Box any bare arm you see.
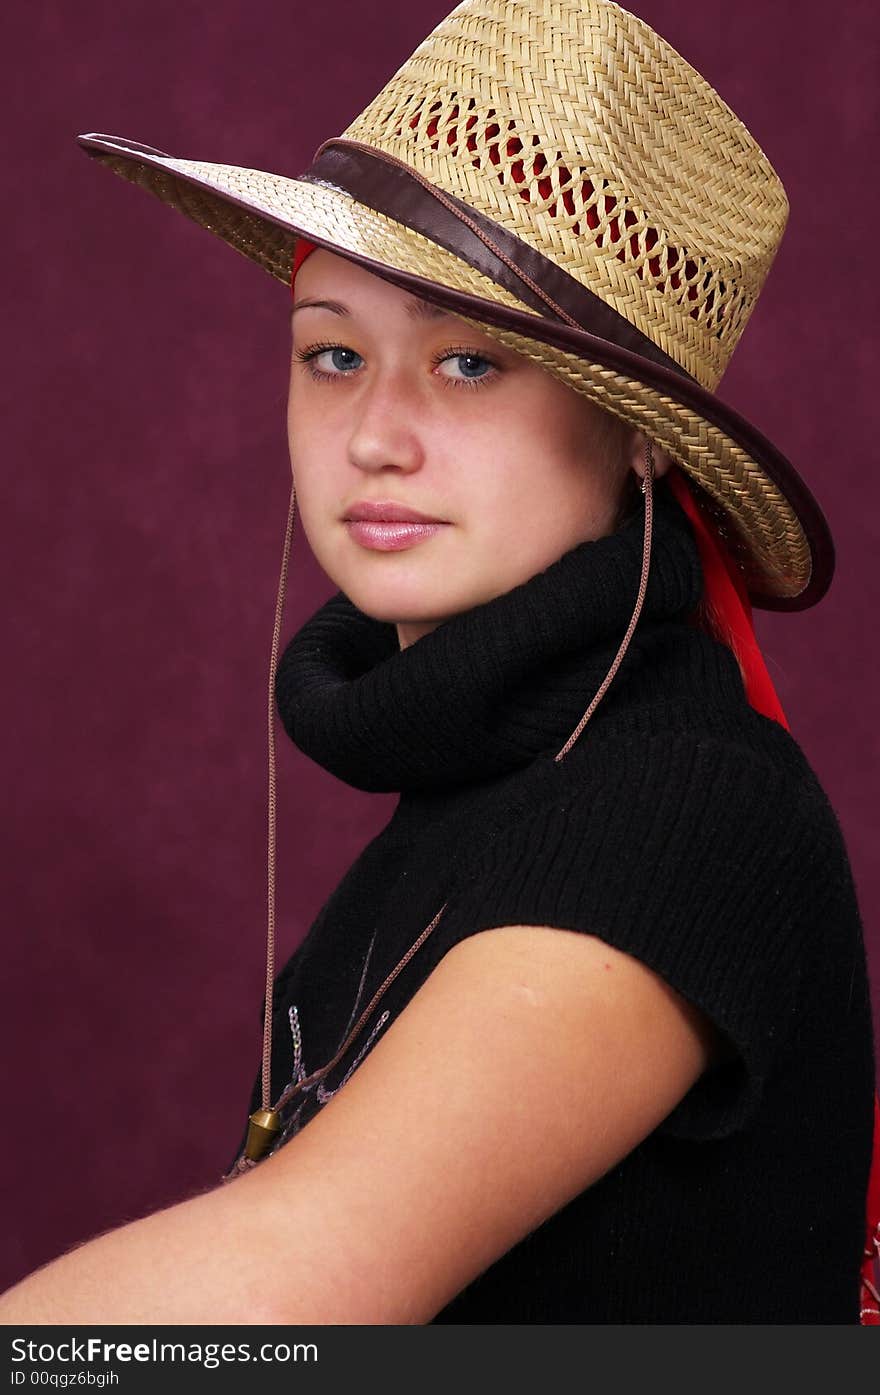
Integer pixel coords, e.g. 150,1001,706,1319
0,924,720,1324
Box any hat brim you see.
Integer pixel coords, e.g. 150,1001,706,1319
76,132,834,611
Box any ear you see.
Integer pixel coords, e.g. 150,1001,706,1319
628,430,673,482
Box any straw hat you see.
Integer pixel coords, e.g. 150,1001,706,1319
76,0,833,610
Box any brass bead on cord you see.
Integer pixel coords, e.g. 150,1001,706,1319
244,1108,283,1161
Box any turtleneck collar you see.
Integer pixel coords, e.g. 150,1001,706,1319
274,486,706,794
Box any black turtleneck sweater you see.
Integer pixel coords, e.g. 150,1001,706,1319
227,486,875,1323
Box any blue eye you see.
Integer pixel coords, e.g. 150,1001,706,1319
458,354,485,377
292,342,364,381
299,345,363,377
434,348,498,388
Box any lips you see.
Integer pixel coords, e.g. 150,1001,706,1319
343,500,448,523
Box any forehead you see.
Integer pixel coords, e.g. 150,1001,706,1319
292,246,455,323
292,293,451,323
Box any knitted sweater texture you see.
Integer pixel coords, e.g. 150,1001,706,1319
230,487,876,1323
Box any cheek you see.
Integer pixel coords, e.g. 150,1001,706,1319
287,372,317,435
287,386,341,484
286,408,335,523
460,440,617,569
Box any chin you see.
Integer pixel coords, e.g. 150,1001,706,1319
340,572,470,627
353,594,454,628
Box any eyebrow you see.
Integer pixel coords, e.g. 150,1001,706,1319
291,296,452,322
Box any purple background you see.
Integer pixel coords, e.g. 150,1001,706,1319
3,1,878,1290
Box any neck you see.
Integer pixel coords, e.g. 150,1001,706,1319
397,617,444,651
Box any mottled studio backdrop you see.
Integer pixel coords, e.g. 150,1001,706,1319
2,0,878,1290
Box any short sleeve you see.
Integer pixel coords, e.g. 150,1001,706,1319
417,733,838,1143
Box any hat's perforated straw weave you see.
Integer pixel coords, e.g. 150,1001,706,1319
228,446,656,1175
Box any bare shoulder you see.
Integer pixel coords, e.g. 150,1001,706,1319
239,924,721,1324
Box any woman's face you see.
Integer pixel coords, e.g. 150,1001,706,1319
287,250,660,649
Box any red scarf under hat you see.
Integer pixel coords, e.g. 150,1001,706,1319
290,236,880,1321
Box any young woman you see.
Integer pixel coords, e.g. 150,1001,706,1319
2,0,877,1324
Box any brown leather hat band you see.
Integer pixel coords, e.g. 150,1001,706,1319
301,138,696,385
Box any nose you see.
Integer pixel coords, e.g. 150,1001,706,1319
346,369,425,475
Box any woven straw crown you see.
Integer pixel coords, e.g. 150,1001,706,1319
341,0,789,394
